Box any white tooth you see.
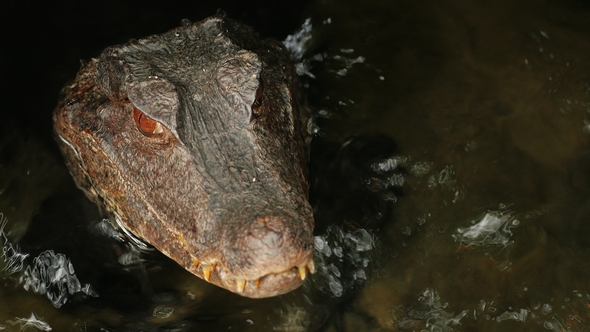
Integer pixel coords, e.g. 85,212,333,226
236,279,246,292
307,260,316,274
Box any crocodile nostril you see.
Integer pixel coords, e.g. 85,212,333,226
248,216,287,251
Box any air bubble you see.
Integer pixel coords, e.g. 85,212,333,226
333,246,343,258
328,276,343,297
153,305,174,319
327,263,341,277
353,269,366,280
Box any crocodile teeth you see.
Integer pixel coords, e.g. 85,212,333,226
236,279,246,292
202,264,215,281
196,259,315,288
298,265,307,280
298,260,316,280
307,260,316,274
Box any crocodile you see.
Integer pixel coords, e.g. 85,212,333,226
53,14,314,298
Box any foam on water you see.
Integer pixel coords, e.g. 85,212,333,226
395,289,469,331
0,214,27,276
453,210,519,247
2,313,52,331
283,18,322,79
313,224,376,297
0,213,97,308
283,18,313,62
393,288,590,330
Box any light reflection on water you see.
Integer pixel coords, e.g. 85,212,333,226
305,0,590,330
2,0,590,330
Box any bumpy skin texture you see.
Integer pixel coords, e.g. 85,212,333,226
53,15,314,298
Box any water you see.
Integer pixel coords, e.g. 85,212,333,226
2,0,590,330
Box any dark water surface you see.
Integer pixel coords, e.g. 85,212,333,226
2,0,590,331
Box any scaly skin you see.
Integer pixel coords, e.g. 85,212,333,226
53,14,314,298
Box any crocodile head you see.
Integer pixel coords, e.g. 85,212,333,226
53,15,314,298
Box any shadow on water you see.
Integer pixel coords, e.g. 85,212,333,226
3,0,590,331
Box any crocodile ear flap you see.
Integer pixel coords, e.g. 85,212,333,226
126,78,180,138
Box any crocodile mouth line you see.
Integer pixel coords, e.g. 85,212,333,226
192,258,315,293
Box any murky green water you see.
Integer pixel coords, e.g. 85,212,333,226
2,0,590,330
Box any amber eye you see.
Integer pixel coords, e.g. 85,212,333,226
133,107,164,136
251,83,264,118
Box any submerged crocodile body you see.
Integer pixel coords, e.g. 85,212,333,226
53,14,314,298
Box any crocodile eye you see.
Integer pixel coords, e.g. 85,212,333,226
133,107,164,136
251,82,264,118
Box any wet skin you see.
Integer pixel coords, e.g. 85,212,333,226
53,14,315,298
